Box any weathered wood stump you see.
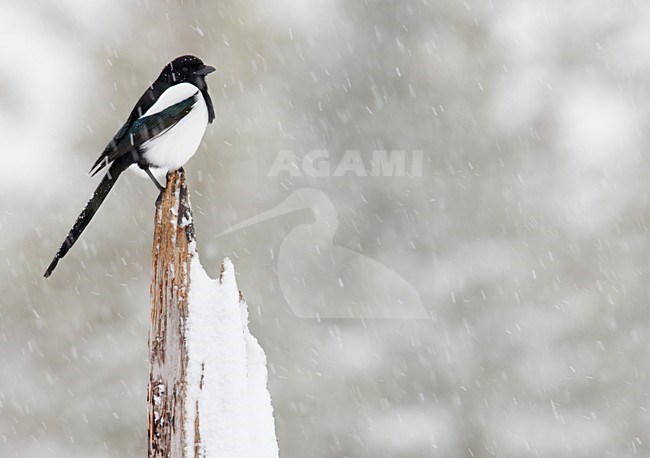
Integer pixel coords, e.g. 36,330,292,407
146,169,278,457
147,169,194,457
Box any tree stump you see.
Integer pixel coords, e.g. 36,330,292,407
146,169,278,457
147,169,194,457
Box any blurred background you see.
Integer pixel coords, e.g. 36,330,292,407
2,0,650,456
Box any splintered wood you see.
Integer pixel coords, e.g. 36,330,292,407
148,169,195,457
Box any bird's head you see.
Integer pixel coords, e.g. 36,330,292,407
159,55,216,123
162,55,215,88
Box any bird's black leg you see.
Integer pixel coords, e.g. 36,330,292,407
144,167,165,192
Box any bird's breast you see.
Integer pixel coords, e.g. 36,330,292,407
141,83,209,172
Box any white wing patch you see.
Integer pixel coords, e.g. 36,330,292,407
143,82,202,117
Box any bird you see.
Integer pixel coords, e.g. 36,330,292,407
43,55,215,278
217,188,429,319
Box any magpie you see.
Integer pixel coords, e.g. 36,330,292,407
44,55,215,278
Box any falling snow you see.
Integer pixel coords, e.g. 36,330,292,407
3,0,650,457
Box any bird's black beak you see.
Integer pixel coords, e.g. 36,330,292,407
194,65,216,76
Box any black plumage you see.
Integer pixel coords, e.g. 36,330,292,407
44,55,215,278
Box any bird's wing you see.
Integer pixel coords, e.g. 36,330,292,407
89,91,199,176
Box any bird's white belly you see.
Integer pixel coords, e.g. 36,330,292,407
141,90,209,172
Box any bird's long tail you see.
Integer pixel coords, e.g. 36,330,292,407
44,159,129,278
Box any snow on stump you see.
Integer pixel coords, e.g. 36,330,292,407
148,169,278,457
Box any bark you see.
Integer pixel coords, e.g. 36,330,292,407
147,169,195,457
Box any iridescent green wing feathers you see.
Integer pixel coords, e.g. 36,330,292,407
89,92,198,176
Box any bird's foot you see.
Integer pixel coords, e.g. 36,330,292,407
145,167,165,192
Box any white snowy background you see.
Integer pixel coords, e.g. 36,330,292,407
2,0,650,456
